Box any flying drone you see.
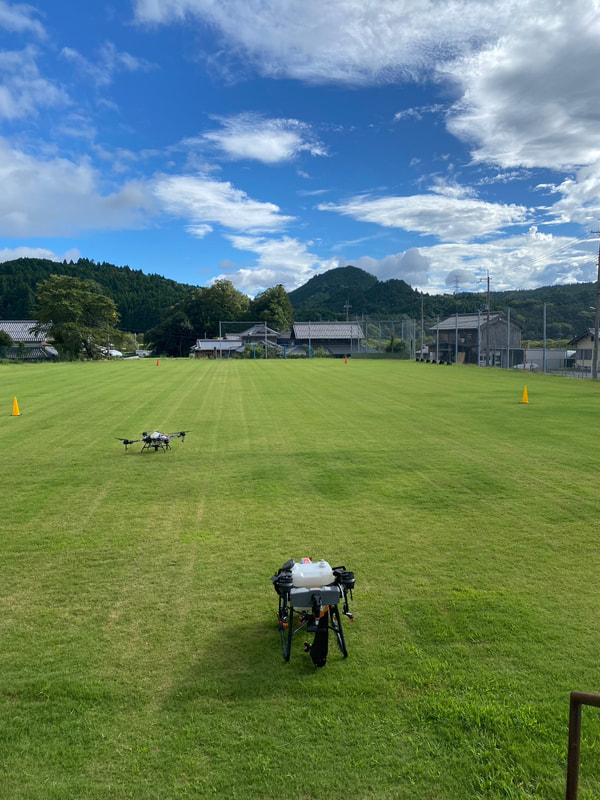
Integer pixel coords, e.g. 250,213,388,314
271,558,355,668
115,430,190,452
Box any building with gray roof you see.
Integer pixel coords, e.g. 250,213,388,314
429,313,522,366
291,322,364,356
0,320,58,360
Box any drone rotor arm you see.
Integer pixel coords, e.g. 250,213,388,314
165,430,190,441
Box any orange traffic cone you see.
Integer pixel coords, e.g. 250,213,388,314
11,396,21,416
345,356,348,364
521,386,529,404
156,359,160,366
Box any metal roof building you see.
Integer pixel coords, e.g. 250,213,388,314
0,320,58,360
291,322,365,356
429,313,521,366
292,322,364,339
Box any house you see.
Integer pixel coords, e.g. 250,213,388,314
191,338,244,359
290,322,365,356
191,320,366,358
238,324,280,347
429,313,522,366
568,330,597,370
0,320,58,361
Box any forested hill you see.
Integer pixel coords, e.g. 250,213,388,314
2,257,596,340
0,258,195,332
289,265,419,319
289,266,596,340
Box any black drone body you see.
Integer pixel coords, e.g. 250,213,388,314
116,430,190,452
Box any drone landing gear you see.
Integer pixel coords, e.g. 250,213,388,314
272,563,355,668
141,441,170,452
278,599,348,668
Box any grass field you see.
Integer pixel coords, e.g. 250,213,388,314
1,358,600,799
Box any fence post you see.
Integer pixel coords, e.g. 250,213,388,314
566,691,600,799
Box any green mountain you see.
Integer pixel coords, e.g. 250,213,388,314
0,258,195,332
289,265,596,340
289,266,417,319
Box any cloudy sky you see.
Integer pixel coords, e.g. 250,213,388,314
2,0,600,297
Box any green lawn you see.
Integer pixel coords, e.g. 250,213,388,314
1,358,599,799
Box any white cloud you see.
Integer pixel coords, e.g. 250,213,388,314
132,0,520,84
214,234,339,294
216,228,598,297
154,174,294,234
0,246,81,263
445,268,476,290
543,163,600,228
132,0,600,183
419,227,597,293
0,138,157,236
61,41,156,87
0,1,46,37
321,191,529,242
345,249,430,285
199,113,326,164
444,1,600,170
394,104,444,122
0,46,69,119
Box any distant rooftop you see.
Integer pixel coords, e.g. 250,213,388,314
292,322,364,340
430,313,505,331
0,320,50,342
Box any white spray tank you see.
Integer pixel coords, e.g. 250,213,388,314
291,558,334,588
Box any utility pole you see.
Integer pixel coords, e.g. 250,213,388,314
344,299,351,321
264,320,268,359
593,234,600,379
486,272,491,366
420,293,424,359
543,303,547,373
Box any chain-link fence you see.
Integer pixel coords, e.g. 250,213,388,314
215,308,580,370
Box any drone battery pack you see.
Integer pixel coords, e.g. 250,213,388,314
289,586,341,610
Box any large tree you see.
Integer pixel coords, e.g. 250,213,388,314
250,284,293,331
187,279,251,336
146,309,194,357
147,279,251,355
34,275,120,360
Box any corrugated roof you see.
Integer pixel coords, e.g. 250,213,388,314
0,320,49,342
192,339,243,351
292,322,364,340
430,313,504,331
6,344,58,360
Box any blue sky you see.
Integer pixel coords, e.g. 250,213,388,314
2,0,600,297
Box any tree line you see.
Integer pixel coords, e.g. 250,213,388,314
10,272,293,360
0,258,193,331
1,258,596,359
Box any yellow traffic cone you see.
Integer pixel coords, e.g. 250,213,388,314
11,396,21,416
521,386,529,404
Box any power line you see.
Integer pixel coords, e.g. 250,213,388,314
510,232,596,275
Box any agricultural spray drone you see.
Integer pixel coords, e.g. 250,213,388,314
271,558,355,667
115,430,190,452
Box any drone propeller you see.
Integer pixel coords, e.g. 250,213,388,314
166,430,191,440
115,437,143,449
